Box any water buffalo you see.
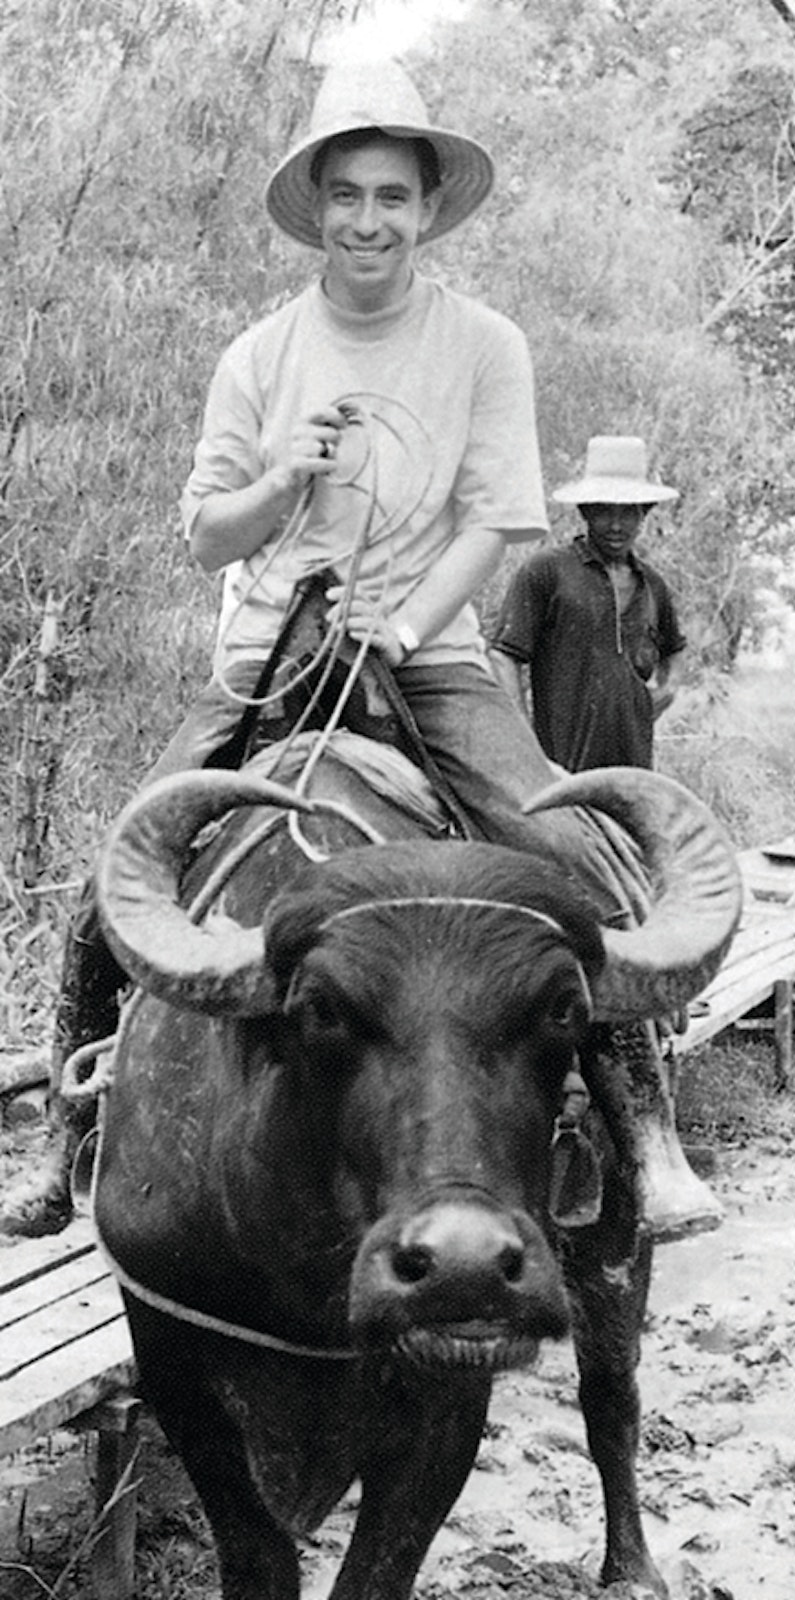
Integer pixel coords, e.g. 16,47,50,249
92,740,740,1600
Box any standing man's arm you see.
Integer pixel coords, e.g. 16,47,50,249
650,574,688,719
649,647,686,719
489,555,551,723
489,647,527,711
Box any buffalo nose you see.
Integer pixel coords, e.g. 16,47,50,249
351,1198,570,1342
392,1203,525,1290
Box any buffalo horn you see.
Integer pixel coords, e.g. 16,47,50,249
523,767,742,1021
97,770,314,1015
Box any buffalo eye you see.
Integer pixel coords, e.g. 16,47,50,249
300,991,346,1035
545,985,590,1041
498,975,590,1050
286,984,345,1035
537,972,591,1049
282,973,363,1066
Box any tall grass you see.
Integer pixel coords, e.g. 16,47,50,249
657,660,795,847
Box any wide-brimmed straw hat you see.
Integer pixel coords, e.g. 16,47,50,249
553,436,678,506
265,58,494,248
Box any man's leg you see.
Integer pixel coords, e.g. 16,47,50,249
145,663,266,784
0,882,125,1235
397,659,723,1241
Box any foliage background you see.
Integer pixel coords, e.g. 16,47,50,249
3,0,795,1038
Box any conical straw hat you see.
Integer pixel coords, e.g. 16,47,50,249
266,58,494,248
553,437,678,506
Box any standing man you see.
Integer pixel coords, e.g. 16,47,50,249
491,436,685,772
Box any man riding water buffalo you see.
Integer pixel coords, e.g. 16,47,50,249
1,57,729,1241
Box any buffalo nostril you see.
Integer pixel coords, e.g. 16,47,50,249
499,1244,525,1284
392,1244,433,1284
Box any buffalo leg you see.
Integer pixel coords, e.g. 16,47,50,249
127,1305,302,1600
177,1415,301,1600
331,1368,491,1600
563,1216,666,1596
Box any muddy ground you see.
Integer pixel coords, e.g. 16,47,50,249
0,1124,793,1600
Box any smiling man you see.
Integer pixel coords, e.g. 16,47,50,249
162,54,553,789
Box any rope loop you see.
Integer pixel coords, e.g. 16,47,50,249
61,1036,117,1104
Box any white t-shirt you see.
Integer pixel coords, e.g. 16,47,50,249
180,273,548,676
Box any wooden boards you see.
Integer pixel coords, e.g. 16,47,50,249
0,1220,133,1458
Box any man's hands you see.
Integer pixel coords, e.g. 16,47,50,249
648,654,684,720
648,680,676,719
326,586,412,668
272,407,347,496
190,405,349,572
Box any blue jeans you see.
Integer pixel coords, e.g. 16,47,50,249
146,662,266,785
399,661,644,923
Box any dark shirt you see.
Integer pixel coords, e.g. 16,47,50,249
491,536,686,771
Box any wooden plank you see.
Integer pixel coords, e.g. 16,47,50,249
676,994,774,1054
0,1275,126,1378
694,943,795,1008
0,1322,135,1456
729,914,795,945
0,1218,96,1292
740,845,795,904
773,978,793,1089
727,908,795,939
745,880,795,906
702,938,795,993
91,1398,143,1600
671,879,795,1055
735,899,795,928
0,1252,114,1331
686,960,789,1022
674,955,795,1056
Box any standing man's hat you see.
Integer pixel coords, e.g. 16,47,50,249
553,437,679,506
265,57,494,248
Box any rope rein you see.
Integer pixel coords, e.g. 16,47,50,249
322,897,593,1011
94,1223,359,1360
323,897,566,933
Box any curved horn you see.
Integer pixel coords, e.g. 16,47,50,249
97,770,314,1015
523,767,742,1021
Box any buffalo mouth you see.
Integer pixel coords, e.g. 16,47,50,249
390,1323,542,1372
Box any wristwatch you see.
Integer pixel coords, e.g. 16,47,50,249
394,619,421,662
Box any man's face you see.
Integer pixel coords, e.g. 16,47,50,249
581,503,648,564
312,136,440,313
